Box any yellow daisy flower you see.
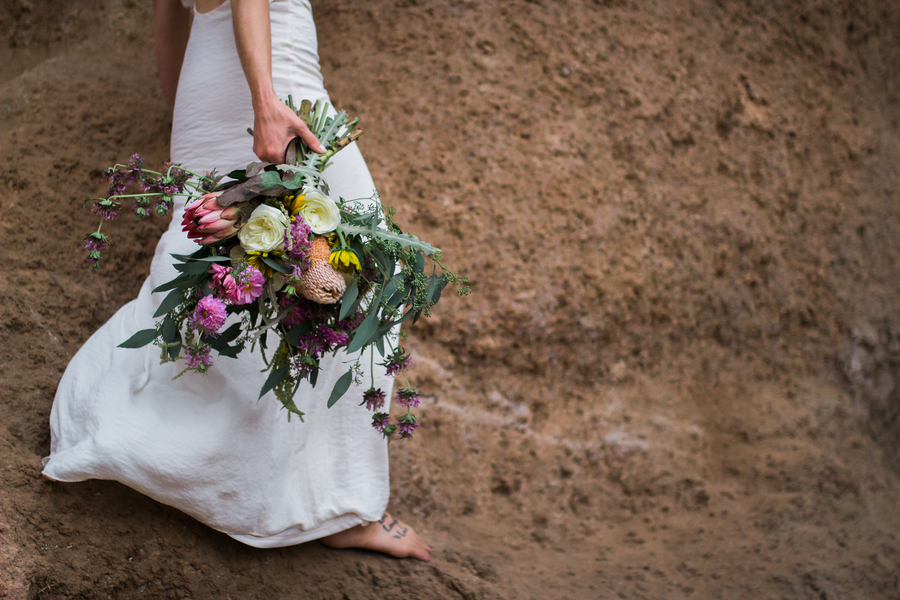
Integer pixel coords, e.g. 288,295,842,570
288,194,307,215
329,249,361,272
247,251,279,278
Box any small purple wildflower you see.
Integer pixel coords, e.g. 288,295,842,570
372,412,393,436
190,295,228,337
318,326,349,348
83,233,108,252
126,153,144,181
284,216,313,264
279,295,314,327
335,310,365,332
384,348,412,377
395,387,420,409
397,413,419,438
185,345,213,370
92,199,118,221
83,232,109,270
362,388,386,411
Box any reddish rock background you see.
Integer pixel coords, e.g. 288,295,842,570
2,0,900,598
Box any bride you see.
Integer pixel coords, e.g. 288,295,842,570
42,0,431,561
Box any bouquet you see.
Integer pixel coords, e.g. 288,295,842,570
83,98,468,438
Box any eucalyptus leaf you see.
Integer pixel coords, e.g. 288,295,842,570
161,316,179,344
153,289,184,318
170,255,231,263
284,321,315,346
339,280,359,321
387,287,407,310
258,366,289,399
326,370,353,408
218,322,242,344
259,255,290,274
174,260,215,275
424,277,438,304
345,313,378,355
170,249,209,262
118,328,157,349
217,341,244,358
153,273,193,293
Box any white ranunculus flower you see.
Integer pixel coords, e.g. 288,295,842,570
238,204,289,253
296,186,341,234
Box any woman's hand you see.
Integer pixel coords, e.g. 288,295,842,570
232,0,325,163
252,92,325,163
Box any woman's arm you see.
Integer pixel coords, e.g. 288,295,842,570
232,0,325,162
153,0,192,112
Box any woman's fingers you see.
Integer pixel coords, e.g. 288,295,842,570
252,98,326,163
291,118,326,154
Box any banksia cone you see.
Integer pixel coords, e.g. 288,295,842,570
182,192,245,245
297,237,346,304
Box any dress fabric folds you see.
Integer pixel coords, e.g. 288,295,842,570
41,0,393,548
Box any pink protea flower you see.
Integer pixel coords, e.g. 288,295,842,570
182,191,244,245
190,295,227,337
223,265,265,305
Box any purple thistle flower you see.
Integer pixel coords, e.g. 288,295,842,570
395,387,420,409
384,348,413,377
190,295,227,337
185,345,213,370
362,388,386,411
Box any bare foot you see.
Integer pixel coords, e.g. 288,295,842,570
320,513,432,561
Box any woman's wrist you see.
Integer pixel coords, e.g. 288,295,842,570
251,86,280,111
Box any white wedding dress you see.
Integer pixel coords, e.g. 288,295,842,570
42,0,394,548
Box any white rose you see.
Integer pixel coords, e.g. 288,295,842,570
296,186,341,234
238,204,289,253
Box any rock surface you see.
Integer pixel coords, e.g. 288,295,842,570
2,0,900,598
